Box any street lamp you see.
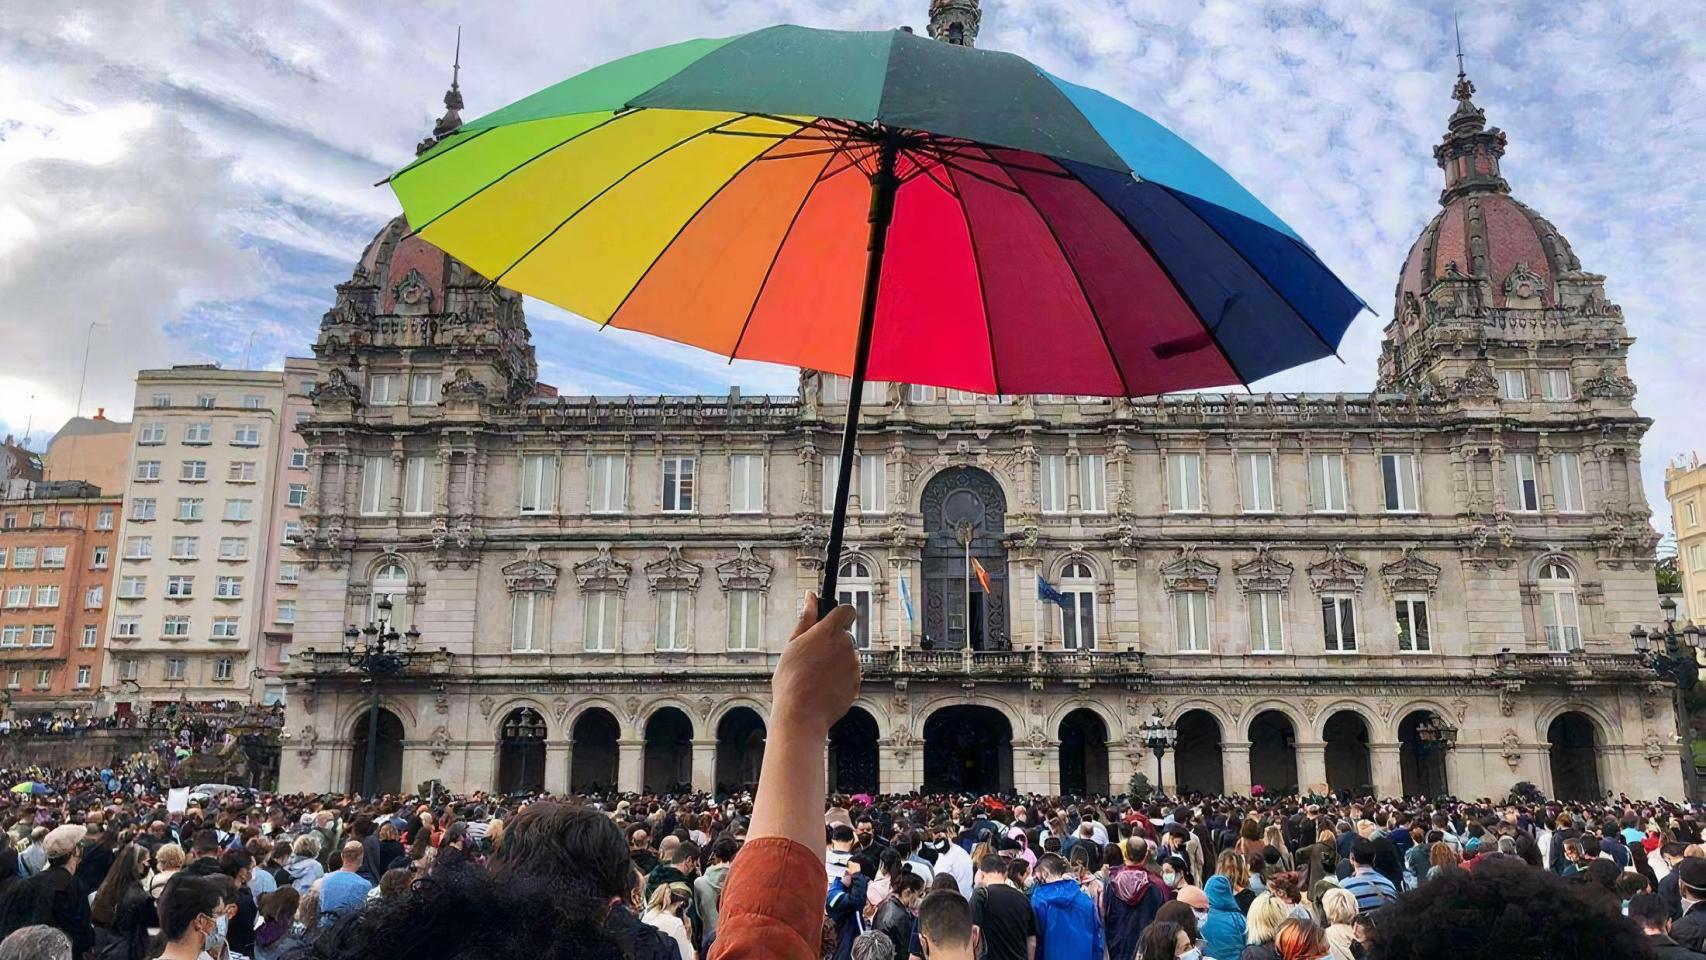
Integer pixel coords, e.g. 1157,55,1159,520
1141,708,1178,798
1631,598,1701,798
343,596,424,798
1413,713,1459,754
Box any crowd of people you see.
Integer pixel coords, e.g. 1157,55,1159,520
0,597,1690,959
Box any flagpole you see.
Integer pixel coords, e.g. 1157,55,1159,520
964,532,972,651
1032,566,1043,672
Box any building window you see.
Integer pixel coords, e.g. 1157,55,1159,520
215,576,242,599
821,375,849,405
118,577,146,599
2,586,26,608
228,461,257,483
277,562,299,584
1552,452,1585,513
945,388,979,404
1239,452,1275,513
1080,455,1107,513
368,373,401,405
166,575,194,598
588,454,626,514
136,460,161,481
908,384,937,403
75,666,91,688
859,454,886,513
1691,544,1706,573
0,627,18,647
662,457,695,513
115,617,140,638
138,422,166,445
510,593,547,652
1538,561,1582,651
29,511,42,528
274,600,295,625
29,625,54,647
212,617,239,639
1395,594,1431,652
165,658,186,681
118,659,138,681
177,498,204,521
242,394,265,409
210,657,232,682
1249,590,1284,653
410,372,441,405
124,537,152,560
583,593,619,652
34,669,51,689
729,454,764,513
1500,369,1528,400
196,394,216,408
91,546,109,569
1060,560,1097,651
518,454,557,514
290,448,309,469
360,456,391,516
84,585,103,608
80,626,97,649
34,586,59,608
96,507,113,530
1507,454,1540,512
837,558,873,649
1169,453,1203,512
281,521,301,545
1321,594,1358,653
1381,452,1419,512
1686,501,1698,528
1173,591,1210,652
4,670,16,689
1040,455,1068,513
232,424,260,446
224,499,254,522
218,537,246,560
56,510,71,527
174,460,201,482
184,422,212,445
131,499,156,521
402,456,433,516
821,454,841,515
656,590,691,651
11,547,34,569
1541,369,1572,400
370,563,408,624
728,589,763,652
170,536,199,560
41,546,65,568
151,393,171,407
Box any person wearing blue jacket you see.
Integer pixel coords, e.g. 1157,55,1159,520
1201,874,1248,960
1030,853,1102,960
826,859,870,960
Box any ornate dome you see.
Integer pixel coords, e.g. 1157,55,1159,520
352,215,520,317
1393,69,1582,314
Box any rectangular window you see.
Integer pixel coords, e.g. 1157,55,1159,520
80,626,97,649
138,422,166,445
212,617,240,639
1500,369,1528,400
1303,453,1344,514
177,498,204,521
85,585,103,608
281,521,300,544
166,575,194,598
29,625,54,647
1239,452,1275,512
5,670,16,689
218,537,246,560
907,384,938,403
860,380,886,404
96,507,113,530
34,585,59,608
170,536,199,560
0,627,18,647
232,424,260,446
290,447,309,469
115,616,140,638
227,461,256,483
1249,591,1284,653
29,512,42,527
214,658,233,681
588,454,626,514
838,585,872,649
510,593,545,652
821,454,841,515
945,389,979,404
1079,455,1107,513
859,454,886,513
274,600,295,624
1381,452,1419,512
184,422,211,444
410,372,440,405
360,456,390,515
1508,453,1540,512
56,511,71,527
136,460,161,481
75,666,91,689
277,562,299,584
124,536,152,559
91,546,109,569
224,499,252,522
1173,591,1210,652
118,659,138,681
369,374,401,404
3,586,26,607
583,593,619,652
518,454,558,514
1169,453,1203,512
118,577,146,599
151,393,172,407
131,498,156,521
1040,455,1069,513
1062,590,1097,651
1552,452,1584,513
656,590,691,651
1395,595,1431,652
1686,501,1698,528
165,658,186,681
196,394,216,408
1541,369,1572,400
34,669,50,689
11,547,35,569
662,457,696,512
0,547,6,567
215,576,242,599
728,589,763,651
402,456,433,515
729,454,765,513
1322,595,1358,652
41,546,65,568
242,394,265,409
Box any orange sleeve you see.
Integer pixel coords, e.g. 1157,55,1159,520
708,837,824,960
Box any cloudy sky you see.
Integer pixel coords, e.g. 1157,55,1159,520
1,0,1701,529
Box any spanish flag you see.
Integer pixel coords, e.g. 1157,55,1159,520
971,557,992,594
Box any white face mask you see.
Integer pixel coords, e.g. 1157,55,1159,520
1179,949,1202,960
1193,908,1209,926
1161,871,1178,887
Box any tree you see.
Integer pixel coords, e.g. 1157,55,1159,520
1128,770,1154,802
1657,556,1682,594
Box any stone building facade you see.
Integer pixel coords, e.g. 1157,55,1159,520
1667,457,1706,619
280,41,1679,802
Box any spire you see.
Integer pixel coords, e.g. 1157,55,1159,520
927,0,981,47
1431,16,1508,203
416,27,466,156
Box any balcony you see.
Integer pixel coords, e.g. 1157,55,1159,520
858,647,1145,679
1495,649,1650,681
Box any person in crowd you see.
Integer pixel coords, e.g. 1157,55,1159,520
1337,841,1397,915
1672,858,1706,952
1200,872,1247,960
1031,852,1102,960
1241,892,1291,960
89,843,153,960
0,823,93,958
1135,919,1191,960
851,929,896,960
871,870,924,959
283,833,324,893
971,853,1037,960
1272,917,1331,960
73,824,115,897
1104,837,1166,960
253,887,299,960
317,840,376,928
642,879,696,960
1630,892,1706,960
915,889,978,960
694,835,737,952
0,925,72,960
216,848,259,957
152,875,228,960
1319,887,1360,960
1217,849,1256,914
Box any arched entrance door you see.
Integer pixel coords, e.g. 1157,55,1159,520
1323,711,1372,796
924,705,1013,793
1548,712,1602,800
1175,710,1224,795
1248,711,1297,796
348,707,404,796
570,709,620,794
1398,711,1450,798
715,708,766,795
644,708,694,792
921,467,1008,650
1059,709,1109,796
829,708,879,795
497,708,547,795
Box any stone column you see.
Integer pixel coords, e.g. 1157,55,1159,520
545,741,570,795
1224,741,1253,795
1296,741,1328,794
692,739,717,793
617,739,644,793
1370,744,1403,798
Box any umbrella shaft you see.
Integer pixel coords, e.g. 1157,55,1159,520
818,134,901,620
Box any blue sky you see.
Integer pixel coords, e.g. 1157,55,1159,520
1,0,1702,531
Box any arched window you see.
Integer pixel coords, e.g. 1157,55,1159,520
1538,561,1582,651
838,558,873,649
1059,560,1096,651
370,562,409,626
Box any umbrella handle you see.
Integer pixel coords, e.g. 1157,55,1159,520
818,133,902,621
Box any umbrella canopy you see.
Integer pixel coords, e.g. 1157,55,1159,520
387,24,1366,606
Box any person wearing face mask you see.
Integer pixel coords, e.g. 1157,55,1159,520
1174,884,1211,937
970,854,1036,960
153,875,228,960
931,825,975,898
1670,858,1706,952
1103,838,1165,960
1135,920,1197,960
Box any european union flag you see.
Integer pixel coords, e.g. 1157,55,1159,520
1037,575,1070,609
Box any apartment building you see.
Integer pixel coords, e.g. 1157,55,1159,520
253,358,314,704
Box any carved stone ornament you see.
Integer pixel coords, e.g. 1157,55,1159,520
428,726,452,766
1580,361,1637,400
1498,682,1522,717
624,696,642,719
1375,697,1396,723
392,267,436,314
715,544,773,593
1125,696,1142,717
697,695,716,719
1502,262,1547,304
1645,731,1668,771
1501,730,1523,771
1449,360,1498,399
442,367,489,401
1642,683,1664,721
1160,545,1220,594
1301,698,1321,723
502,545,560,595
296,724,319,761
434,684,450,715
478,696,495,720
1380,547,1443,597
1307,544,1367,594
308,367,361,405
645,546,703,594
1450,698,1470,724
553,697,572,724
573,544,631,592
1223,698,1244,722
1233,545,1294,594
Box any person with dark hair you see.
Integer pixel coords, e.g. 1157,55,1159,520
90,843,153,960
916,890,978,960
254,887,300,960
694,836,739,953
1104,837,1165,960
1032,852,1102,960
73,824,115,898
1366,857,1649,960
871,870,924,959
0,824,94,959
1630,892,1706,960
217,847,260,956
971,854,1036,960
154,874,228,960
1673,858,1706,952
1134,919,1189,960
180,829,223,878
1337,840,1396,915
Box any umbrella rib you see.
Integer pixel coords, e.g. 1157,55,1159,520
488,123,738,287
727,149,843,362
606,127,832,332
937,157,1027,196
378,126,494,185
1003,168,1133,398
944,164,1001,393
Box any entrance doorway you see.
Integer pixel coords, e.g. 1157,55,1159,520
1548,712,1602,801
923,705,1013,793
347,707,404,796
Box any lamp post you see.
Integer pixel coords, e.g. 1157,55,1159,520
1631,596,1701,799
1141,708,1178,798
1412,712,1458,798
343,597,422,798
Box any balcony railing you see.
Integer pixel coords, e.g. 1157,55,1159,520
858,647,1145,678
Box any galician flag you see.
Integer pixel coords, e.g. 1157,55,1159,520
898,576,915,623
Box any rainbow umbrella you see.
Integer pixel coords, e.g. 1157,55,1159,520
388,25,1365,608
